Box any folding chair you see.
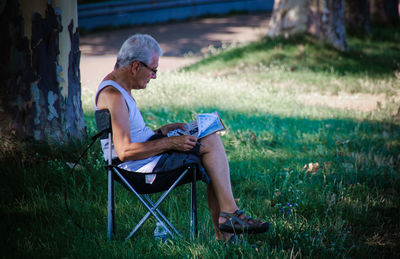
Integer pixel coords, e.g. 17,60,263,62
94,109,208,241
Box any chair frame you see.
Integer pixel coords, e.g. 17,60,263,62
99,113,199,241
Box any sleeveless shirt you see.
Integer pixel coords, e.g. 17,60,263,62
94,80,161,172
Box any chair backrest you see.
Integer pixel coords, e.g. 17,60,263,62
95,109,112,140
95,109,118,164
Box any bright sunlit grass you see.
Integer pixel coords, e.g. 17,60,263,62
2,25,400,258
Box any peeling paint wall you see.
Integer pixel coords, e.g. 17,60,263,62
0,0,86,143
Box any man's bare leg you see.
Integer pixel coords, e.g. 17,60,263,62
200,133,238,212
206,184,221,239
200,133,239,239
206,184,235,240
200,133,268,238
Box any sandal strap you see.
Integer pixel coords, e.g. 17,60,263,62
219,211,233,218
233,210,244,217
219,210,269,234
220,210,255,227
234,210,254,222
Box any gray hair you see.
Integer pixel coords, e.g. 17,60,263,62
115,34,162,69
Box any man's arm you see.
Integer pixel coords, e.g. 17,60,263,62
96,86,197,162
156,123,187,135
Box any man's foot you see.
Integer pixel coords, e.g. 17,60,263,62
218,210,269,234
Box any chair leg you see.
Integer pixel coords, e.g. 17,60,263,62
107,168,115,240
190,166,198,239
114,167,189,241
124,194,182,240
143,195,181,237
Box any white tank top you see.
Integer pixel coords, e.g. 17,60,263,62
94,80,161,172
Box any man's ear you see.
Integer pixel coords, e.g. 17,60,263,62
130,61,140,75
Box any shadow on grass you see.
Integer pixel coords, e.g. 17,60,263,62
1,107,400,257
185,25,400,78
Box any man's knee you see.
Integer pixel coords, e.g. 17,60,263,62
199,133,222,154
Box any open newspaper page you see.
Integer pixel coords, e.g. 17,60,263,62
167,111,225,139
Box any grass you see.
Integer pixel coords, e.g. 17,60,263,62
186,26,400,95
1,25,400,258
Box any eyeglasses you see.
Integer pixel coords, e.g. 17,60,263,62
139,61,158,75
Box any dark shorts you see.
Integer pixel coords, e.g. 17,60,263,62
115,133,210,194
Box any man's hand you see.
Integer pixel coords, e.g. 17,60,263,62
168,135,197,151
160,123,186,135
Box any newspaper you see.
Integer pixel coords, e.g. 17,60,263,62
167,111,226,139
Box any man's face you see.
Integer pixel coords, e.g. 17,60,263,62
135,53,159,89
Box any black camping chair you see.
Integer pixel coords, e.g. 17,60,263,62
94,109,208,241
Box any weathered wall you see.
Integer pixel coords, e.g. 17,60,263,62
0,0,85,143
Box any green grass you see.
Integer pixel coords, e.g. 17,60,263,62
2,25,400,258
186,26,400,95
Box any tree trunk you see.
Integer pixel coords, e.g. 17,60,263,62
0,0,86,145
268,0,348,51
319,0,348,50
267,0,310,38
345,0,372,32
370,0,399,24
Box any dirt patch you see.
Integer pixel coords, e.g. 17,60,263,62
80,13,271,91
80,14,270,57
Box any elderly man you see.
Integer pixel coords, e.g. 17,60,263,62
95,34,268,241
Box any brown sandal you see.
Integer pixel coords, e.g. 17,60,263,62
218,210,269,234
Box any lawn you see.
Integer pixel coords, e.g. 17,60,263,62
1,26,400,258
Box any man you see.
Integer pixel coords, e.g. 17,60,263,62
95,34,268,241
